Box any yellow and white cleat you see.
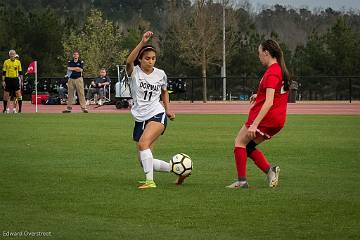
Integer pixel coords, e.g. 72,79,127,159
138,180,157,189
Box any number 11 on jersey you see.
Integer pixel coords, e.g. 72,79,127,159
143,90,153,101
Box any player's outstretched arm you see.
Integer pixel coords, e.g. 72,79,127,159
161,89,175,121
126,31,153,76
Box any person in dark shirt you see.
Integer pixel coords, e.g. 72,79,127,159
62,50,88,113
86,68,111,106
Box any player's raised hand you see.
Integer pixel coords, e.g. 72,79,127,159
142,31,153,44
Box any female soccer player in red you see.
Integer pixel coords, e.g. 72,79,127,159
227,39,291,189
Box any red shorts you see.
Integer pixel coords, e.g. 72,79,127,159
245,124,283,140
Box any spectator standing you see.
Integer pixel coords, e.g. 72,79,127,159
62,50,88,113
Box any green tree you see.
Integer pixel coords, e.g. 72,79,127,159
325,17,360,75
227,6,265,78
62,9,128,77
24,9,65,75
172,0,223,102
294,31,331,76
0,5,64,76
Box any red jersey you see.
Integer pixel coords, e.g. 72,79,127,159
246,63,288,129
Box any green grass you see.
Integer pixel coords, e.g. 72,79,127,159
0,113,359,240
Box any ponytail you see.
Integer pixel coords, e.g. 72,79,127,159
278,53,291,91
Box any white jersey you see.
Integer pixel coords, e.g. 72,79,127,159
130,65,167,122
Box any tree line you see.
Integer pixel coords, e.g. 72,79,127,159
1,0,360,100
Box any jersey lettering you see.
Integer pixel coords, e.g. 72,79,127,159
139,81,161,92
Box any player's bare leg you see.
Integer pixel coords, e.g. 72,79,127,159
3,91,10,113
15,90,22,113
137,121,164,189
175,174,189,185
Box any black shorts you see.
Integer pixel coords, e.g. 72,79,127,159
133,112,168,142
4,77,20,92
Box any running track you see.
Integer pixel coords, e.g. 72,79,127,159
19,101,360,115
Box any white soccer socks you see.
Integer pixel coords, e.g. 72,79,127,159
139,149,154,181
139,149,171,182
153,159,170,172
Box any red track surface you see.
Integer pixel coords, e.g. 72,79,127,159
18,101,360,115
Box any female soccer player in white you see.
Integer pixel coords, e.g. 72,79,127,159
126,31,186,189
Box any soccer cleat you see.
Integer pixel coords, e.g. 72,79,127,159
82,109,89,113
62,109,71,113
175,174,189,185
138,180,157,189
267,166,280,188
13,108,17,114
226,180,249,189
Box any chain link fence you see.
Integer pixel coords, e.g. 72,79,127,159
2,75,359,103
167,76,360,102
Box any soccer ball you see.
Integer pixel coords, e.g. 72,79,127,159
170,153,192,176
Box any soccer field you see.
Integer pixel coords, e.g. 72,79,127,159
0,113,359,240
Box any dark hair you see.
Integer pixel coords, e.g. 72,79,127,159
139,45,156,57
73,50,79,54
261,39,291,91
134,45,156,66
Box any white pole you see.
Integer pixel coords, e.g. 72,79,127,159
117,65,122,97
35,61,38,113
116,65,120,82
222,0,227,101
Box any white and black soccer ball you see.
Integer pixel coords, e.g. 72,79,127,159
170,153,192,176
